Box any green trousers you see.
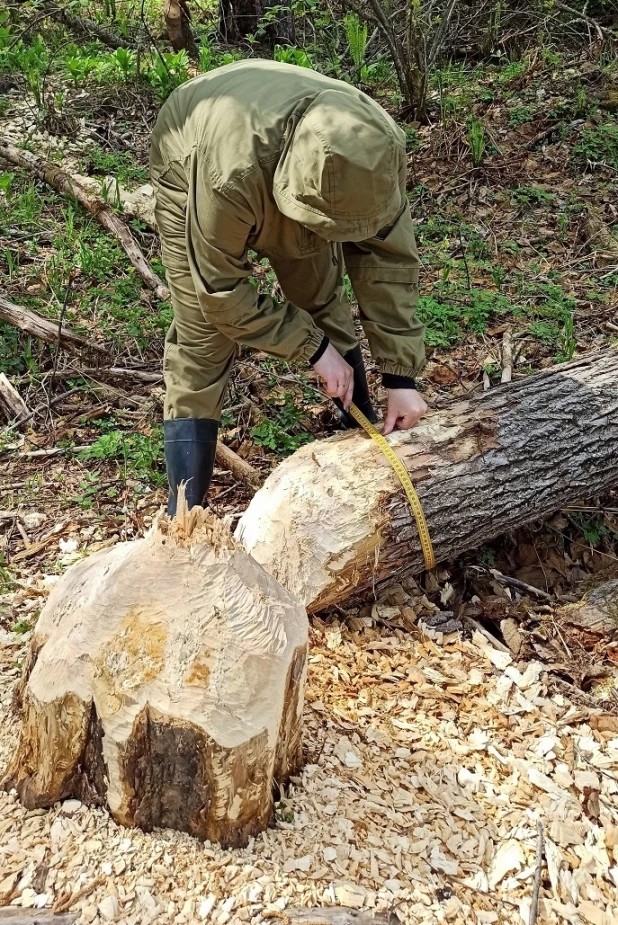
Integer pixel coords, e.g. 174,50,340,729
154,170,358,421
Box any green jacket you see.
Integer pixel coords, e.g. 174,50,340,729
150,59,425,379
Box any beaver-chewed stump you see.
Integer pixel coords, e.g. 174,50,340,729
3,495,308,847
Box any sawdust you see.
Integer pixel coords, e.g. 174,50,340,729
1,601,618,924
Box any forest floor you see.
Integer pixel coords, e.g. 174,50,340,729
0,22,618,925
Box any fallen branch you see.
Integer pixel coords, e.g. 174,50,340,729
215,442,261,488
55,8,131,48
0,139,169,303
42,366,163,384
0,373,29,421
0,295,108,357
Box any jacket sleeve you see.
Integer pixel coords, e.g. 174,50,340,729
343,201,425,380
185,154,324,364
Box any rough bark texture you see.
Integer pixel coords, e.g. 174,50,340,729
237,350,618,612
4,497,308,847
0,140,169,303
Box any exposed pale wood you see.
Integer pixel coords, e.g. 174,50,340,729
0,373,29,420
163,0,199,57
284,911,398,924
4,490,308,847
501,329,513,383
0,140,169,302
0,295,107,357
0,911,77,924
215,441,261,488
72,176,156,228
237,350,618,612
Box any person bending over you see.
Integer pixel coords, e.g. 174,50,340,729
150,59,427,514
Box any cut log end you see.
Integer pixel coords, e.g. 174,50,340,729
4,489,308,847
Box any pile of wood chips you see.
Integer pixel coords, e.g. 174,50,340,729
1,601,618,925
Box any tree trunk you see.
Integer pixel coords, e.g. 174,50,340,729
218,0,264,43
4,495,308,847
164,0,199,59
236,350,618,612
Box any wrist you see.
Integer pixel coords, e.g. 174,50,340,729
382,372,416,390
309,334,330,366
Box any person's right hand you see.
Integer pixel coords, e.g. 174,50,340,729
313,343,354,409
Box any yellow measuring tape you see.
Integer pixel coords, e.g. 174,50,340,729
348,402,436,571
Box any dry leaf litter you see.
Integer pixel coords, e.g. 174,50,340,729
2,583,618,925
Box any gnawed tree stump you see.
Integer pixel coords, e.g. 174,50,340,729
3,496,308,847
236,350,618,612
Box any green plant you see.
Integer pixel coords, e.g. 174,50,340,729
467,116,486,167
557,311,576,363
344,12,368,70
511,186,556,208
273,45,313,68
108,47,137,81
508,104,536,127
79,428,165,484
148,49,190,100
251,397,313,456
574,122,618,169
417,286,511,347
11,619,34,635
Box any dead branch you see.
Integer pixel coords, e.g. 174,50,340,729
0,139,170,303
54,8,132,48
215,442,261,488
553,0,606,40
0,294,108,357
0,373,29,421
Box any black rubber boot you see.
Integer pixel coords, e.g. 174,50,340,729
164,418,218,516
334,345,379,428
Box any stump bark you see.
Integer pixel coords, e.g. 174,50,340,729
3,497,308,847
236,349,618,612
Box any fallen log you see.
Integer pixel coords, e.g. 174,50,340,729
0,140,169,303
4,494,308,846
236,349,618,612
0,295,108,357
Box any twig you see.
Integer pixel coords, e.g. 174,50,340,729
50,275,75,389
529,821,544,925
553,0,606,39
489,568,553,601
501,329,513,384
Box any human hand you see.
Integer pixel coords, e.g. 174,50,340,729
313,343,354,409
383,389,428,435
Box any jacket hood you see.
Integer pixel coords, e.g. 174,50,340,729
273,89,405,242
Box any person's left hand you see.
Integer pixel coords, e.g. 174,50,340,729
383,389,428,435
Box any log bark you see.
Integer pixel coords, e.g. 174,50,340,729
236,350,618,612
0,140,169,303
0,295,108,357
4,494,308,847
